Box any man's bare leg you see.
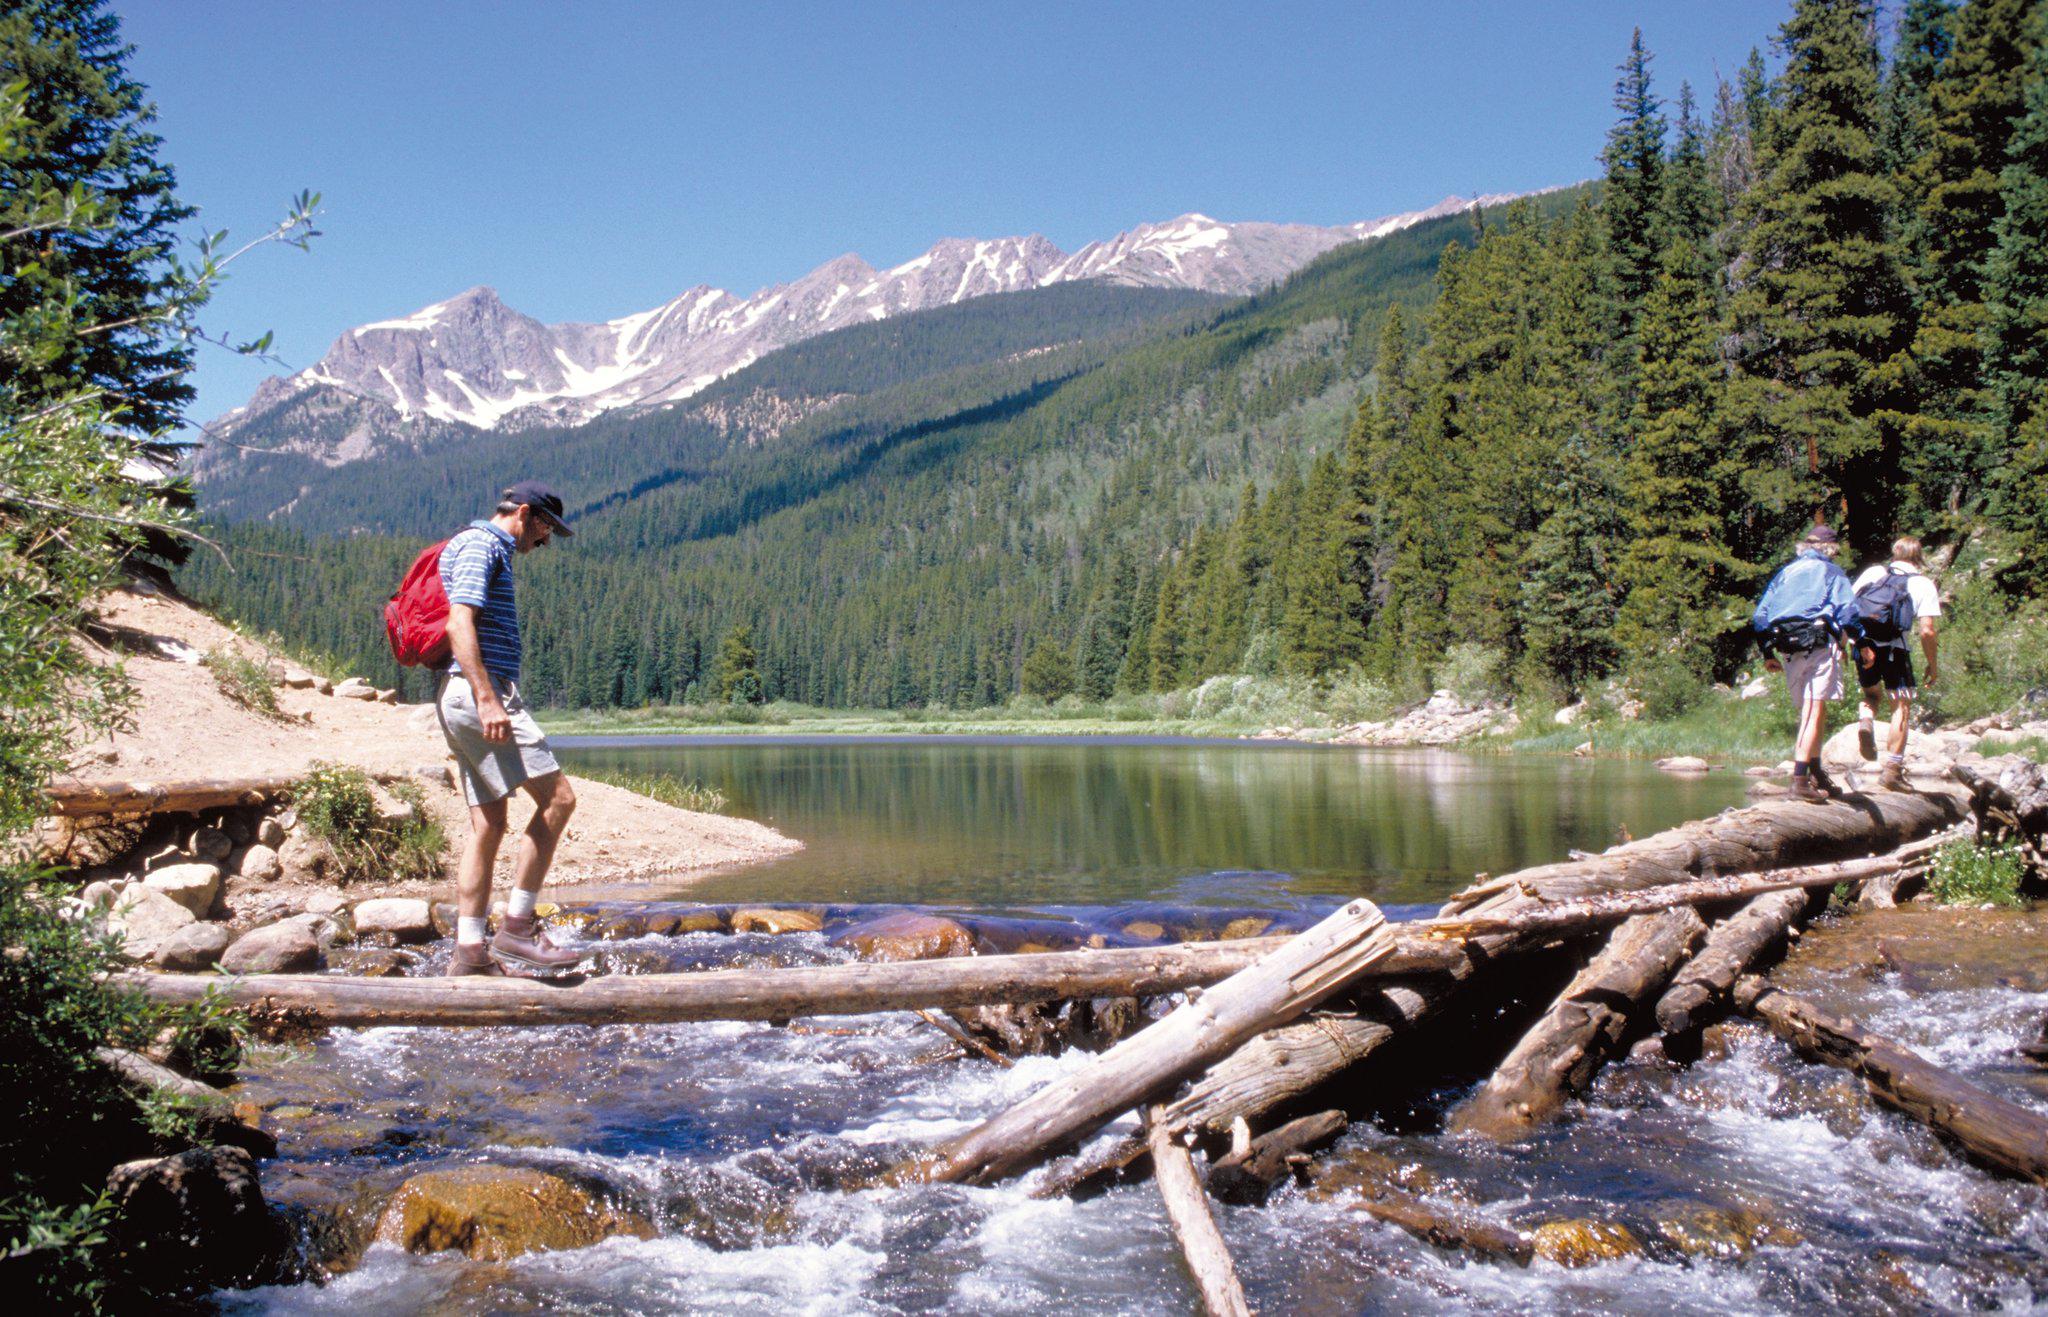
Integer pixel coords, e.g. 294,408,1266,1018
1796,696,1827,762
491,771,581,972
1887,692,1912,757
448,797,509,975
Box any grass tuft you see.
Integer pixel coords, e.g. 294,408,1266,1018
294,763,444,884
576,766,728,814
202,645,283,720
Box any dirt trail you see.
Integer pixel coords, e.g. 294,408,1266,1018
70,584,800,900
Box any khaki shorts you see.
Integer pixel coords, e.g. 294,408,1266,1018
1781,645,1843,702
435,672,560,807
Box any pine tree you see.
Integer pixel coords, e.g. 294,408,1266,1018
1146,557,1187,690
1019,638,1076,701
1602,29,1668,351
0,0,196,432
712,623,763,704
1661,82,1718,251
1904,0,2035,521
1984,6,2048,581
1725,0,1914,560
1613,240,1747,663
1520,436,1622,695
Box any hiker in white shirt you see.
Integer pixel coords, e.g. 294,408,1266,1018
1850,536,1942,791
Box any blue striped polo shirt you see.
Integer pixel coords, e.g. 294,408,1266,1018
439,521,523,685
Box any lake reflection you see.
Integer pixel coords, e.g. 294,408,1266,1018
554,735,1747,912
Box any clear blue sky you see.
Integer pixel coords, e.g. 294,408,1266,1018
116,0,1796,425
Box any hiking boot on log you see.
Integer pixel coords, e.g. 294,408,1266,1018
1789,775,1830,804
1877,761,1908,792
492,915,583,974
445,943,502,977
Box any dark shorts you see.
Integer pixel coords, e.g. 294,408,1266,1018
1856,643,1916,697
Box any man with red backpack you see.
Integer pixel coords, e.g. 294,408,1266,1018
1850,535,1942,792
431,481,584,976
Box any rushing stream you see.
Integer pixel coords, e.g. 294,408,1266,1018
215,740,2047,1313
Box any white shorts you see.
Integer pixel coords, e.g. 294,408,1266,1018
435,672,561,806
1781,646,1843,702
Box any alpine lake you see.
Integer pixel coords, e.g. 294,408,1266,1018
223,736,2048,1314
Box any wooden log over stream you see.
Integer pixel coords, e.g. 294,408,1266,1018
45,773,301,819
1441,789,1966,912
1653,888,1812,1037
1147,1107,1253,1317
1735,977,2048,1187
912,899,1398,1186
123,930,1460,1029
1449,907,1706,1141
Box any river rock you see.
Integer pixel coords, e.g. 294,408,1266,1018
221,815,253,846
333,676,378,701
302,891,349,916
157,923,234,972
829,911,974,961
352,897,436,944
187,826,233,863
143,863,222,917
331,947,413,977
281,668,316,689
220,921,323,974
1739,676,1773,699
1553,702,1585,726
1529,1218,1644,1267
731,907,824,935
80,879,118,911
256,816,287,850
1655,756,1712,774
230,843,282,883
1652,1204,1802,1259
278,833,334,884
106,1146,287,1291
373,1165,653,1260
109,887,197,961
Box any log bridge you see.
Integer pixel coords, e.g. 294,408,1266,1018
117,779,2048,1308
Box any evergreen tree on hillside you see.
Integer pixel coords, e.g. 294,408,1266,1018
1282,450,1365,673
1602,29,1668,354
1725,0,1914,560
1984,7,2048,582
1019,638,1076,701
1661,82,1718,251
712,623,763,704
1903,0,2035,521
1881,0,1956,240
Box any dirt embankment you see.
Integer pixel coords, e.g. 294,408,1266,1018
66,585,800,903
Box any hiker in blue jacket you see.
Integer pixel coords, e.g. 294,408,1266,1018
1751,525,1863,802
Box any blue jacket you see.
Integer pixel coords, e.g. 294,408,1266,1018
1752,549,1862,646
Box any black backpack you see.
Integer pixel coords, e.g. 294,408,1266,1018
1855,567,1915,644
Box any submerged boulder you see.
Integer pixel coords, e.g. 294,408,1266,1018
106,1146,288,1292
829,911,974,961
1528,1218,1643,1267
372,1165,652,1260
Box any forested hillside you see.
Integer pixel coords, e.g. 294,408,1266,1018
182,190,1555,705
184,0,2048,722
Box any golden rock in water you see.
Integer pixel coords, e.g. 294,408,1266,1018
373,1165,653,1261
731,906,825,934
1529,1218,1643,1267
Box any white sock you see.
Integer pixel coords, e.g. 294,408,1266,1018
457,916,489,946
1884,752,1906,766
508,888,538,919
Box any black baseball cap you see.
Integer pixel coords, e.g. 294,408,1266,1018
1802,524,1838,545
503,480,573,537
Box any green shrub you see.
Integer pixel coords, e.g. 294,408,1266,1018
1434,643,1508,703
295,763,444,884
1624,648,1712,721
0,1193,113,1308
573,766,728,815
1925,840,2028,909
202,646,282,720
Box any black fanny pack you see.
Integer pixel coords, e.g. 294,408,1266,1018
1765,616,1832,656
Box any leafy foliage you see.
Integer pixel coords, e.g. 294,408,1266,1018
293,763,442,884
1926,838,2027,908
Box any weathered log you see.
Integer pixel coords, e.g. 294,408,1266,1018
1205,1109,1347,1205
917,1009,1014,1068
1147,1107,1252,1317
1449,907,1706,1141
1736,977,2048,1186
1441,790,1966,911
1423,841,1946,941
1653,889,1812,1036
1951,754,2048,872
123,928,1457,1029
913,899,1396,1186
44,774,299,819
1352,1193,1534,1266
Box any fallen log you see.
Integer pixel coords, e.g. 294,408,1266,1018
1205,1109,1346,1206
1441,790,1966,911
44,773,300,819
1449,907,1706,1141
1147,1107,1252,1317
1314,1153,1533,1265
1653,888,1813,1037
912,899,1397,1186
1735,977,2048,1187
123,930,1461,1029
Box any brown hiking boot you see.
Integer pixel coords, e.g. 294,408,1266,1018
1857,720,1877,761
1788,775,1829,803
1877,762,1908,792
445,943,503,977
491,914,583,974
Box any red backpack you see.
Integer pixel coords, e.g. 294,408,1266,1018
384,539,452,667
